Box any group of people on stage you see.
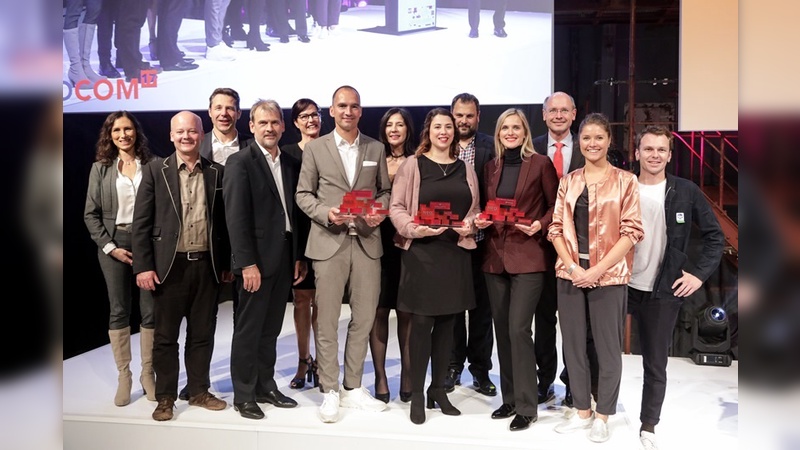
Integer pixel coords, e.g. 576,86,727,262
84,84,724,449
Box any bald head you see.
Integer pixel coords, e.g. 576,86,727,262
170,111,204,159
542,91,577,141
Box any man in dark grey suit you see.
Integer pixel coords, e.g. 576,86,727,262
443,93,497,397
532,91,595,407
133,111,233,421
176,87,251,402
224,99,308,420
296,85,391,423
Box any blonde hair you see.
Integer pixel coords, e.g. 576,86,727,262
493,108,535,163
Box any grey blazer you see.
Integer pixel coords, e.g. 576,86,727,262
84,161,126,250
295,131,391,261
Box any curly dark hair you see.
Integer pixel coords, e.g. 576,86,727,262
95,111,152,166
378,107,416,158
415,108,460,159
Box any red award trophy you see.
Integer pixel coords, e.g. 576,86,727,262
478,198,532,225
413,201,465,228
336,190,389,235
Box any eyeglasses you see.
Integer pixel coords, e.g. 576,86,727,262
298,112,321,122
546,108,573,117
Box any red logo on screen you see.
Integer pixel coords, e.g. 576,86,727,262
62,70,158,102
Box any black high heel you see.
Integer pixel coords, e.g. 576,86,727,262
290,356,312,389
399,391,412,403
246,33,270,52
410,393,425,424
375,392,390,403
426,388,461,416
309,357,319,388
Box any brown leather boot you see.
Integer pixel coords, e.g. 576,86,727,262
109,327,133,406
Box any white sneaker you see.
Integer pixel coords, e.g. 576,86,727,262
318,390,340,423
205,44,236,61
339,386,388,412
588,418,610,443
640,431,658,450
554,411,594,434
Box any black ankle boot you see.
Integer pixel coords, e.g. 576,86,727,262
410,393,426,424
246,32,270,52
99,60,121,78
426,388,461,416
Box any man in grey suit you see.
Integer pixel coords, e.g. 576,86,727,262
296,85,391,423
532,91,595,407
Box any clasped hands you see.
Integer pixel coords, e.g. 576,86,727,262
571,265,604,289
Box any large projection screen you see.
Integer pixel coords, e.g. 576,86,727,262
679,0,738,131
62,3,554,113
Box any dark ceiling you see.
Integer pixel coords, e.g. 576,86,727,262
555,0,679,25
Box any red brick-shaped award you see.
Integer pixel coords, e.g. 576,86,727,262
336,190,389,219
478,198,532,225
412,201,465,228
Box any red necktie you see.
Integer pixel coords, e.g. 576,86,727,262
553,142,564,178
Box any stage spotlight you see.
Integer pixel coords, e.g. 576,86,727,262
690,306,732,366
357,0,368,6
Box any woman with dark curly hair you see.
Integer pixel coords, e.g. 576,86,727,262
84,111,155,406
369,107,416,403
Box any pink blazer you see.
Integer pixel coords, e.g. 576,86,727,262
389,155,481,250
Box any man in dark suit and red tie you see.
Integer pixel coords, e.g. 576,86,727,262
133,111,233,421
532,91,595,408
224,99,309,420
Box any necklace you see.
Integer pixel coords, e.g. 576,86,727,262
435,161,452,176
122,160,135,166
388,153,404,160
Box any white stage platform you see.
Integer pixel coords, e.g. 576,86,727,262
63,302,738,450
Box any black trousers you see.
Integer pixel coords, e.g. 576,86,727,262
230,238,292,403
534,269,558,388
153,256,219,399
467,0,507,31
485,272,543,416
449,244,493,378
628,286,683,426
156,0,190,65
113,0,148,74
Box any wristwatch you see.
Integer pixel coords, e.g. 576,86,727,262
567,262,577,275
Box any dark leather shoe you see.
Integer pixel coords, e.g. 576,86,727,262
509,414,537,431
152,397,176,421
99,61,121,78
538,384,555,404
162,61,199,71
181,58,195,64
469,28,478,38
563,388,573,408
268,26,295,36
473,375,497,397
491,403,516,419
298,35,310,43
230,26,248,40
443,368,461,393
279,36,289,43
256,389,298,408
178,385,189,401
188,391,227,410
494,28,508,38
234,401,265,420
